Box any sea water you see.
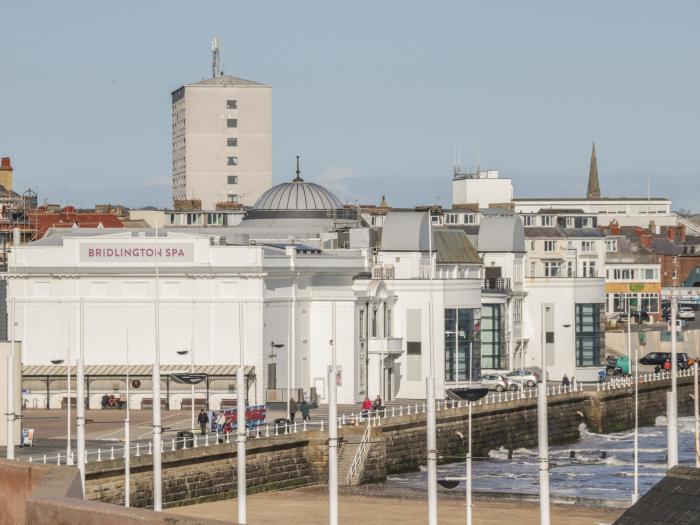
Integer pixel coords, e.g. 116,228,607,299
385,416,697,501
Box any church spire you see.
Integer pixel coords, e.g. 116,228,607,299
587,142,601,199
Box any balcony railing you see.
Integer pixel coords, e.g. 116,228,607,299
481,277,511,291
371,265,395,280
367,337,403,356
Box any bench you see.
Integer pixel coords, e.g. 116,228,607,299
219,398,238,410
141,398,168,410
180,398,207,410
61,397,78,409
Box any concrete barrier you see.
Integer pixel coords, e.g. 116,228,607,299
0,460,230,525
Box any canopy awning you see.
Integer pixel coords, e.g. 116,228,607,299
22,364,255,379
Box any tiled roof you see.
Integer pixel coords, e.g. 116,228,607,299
433,229,480,264
523,227,565,238
614,466,700,525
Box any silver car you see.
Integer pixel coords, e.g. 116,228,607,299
481,374,511,392
506,369,539,388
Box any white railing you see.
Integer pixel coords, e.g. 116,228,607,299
347,423,371,485
21,369,691,466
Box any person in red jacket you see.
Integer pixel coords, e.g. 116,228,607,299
361,396,372,420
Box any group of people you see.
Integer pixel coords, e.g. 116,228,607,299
197,409,233,435
361,395,383,419
288,398,311,422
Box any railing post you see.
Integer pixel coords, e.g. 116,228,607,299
57,453,61,465
110,446,115,460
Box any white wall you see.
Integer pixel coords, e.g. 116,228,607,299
453,177,513,208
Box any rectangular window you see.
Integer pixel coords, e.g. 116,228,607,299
480,305,503,370
227,156,238,166
606,239,618,252
541,216,554,227
226,99,237,109
581,241,594,252
444,308,481,382
576,303,604,367
384,306,392,338
583,260,596,277
227,175,238,185
522,215,534,226
371,308,378,338
227,118,238,128
566,217,575,228
544,261,563,277
407,309,422,381
645,268,656,280
544,240,556,252
227,137,238,147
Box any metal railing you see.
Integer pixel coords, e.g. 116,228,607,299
21,368,693,466
481,277,511,291
347,422,371,485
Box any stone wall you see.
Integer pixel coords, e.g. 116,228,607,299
86,432,328,509
382,391,586,475
84,375,691,508
586,374,695,433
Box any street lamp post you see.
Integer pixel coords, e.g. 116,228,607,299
328,300,338,525
50,355,72,464
6,297,16,460
237,302,247,525
125,328,131,507
538,305,551,525
176,349,195,432
77,297,86,495
668,295,678,468
426,209,438,525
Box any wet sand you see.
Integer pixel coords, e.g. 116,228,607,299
168,487,624,524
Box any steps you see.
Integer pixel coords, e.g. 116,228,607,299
337,436,362,486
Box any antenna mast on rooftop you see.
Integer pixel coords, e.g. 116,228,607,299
212,36,221,78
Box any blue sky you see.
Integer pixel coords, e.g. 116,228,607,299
1,1,698,211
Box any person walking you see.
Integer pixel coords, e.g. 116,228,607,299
664,358,672,372
562,374,570,387
373,395,383,414
289,397,297,423
197,409,209,435
216,411,225,434
300,399,310,421
361,396,372,420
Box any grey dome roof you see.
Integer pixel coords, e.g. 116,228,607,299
254,180,343,211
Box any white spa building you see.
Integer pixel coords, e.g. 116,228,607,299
5,174,483,408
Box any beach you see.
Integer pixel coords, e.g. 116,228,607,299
168,487,624,524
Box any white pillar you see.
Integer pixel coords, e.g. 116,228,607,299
668,296,678,468
6,297,16,460
328,301,339,525
237,365,247,524
467,401,472,525
426,376,437,525
633,346,639,503
537,380,550,525
125,328,131,508
152,297,163,511
77,298,86,495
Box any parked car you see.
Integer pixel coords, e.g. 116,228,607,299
678,307,696,321
668,319,687,332
506,369,539,387
481,374,510,392
639,352,690,370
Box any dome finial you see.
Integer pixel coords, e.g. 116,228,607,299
293,155,303,182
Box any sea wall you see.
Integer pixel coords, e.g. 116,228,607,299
83,375,692,508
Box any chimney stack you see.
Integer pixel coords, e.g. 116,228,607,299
678,225,686,242
0,156,13,192
639,233,652,249
649,220,656,234
667,226,676,241
609,220,620,235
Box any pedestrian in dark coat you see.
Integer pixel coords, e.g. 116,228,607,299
289,397,297,422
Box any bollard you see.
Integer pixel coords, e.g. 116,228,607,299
205,433,210,446
294,421,298,433
97,448,102,462
171,438,176,452
43,454,47,464
320,420,325,432
303,420,307,432
400,405,404,416
194,435,198,448
136,443,140,457
225,432,230,444
57,453,61,465
392,406,396,417
110,446,115,460
266,425,270,438
148,442,152,455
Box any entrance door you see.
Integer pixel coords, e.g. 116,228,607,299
267,363,277,390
